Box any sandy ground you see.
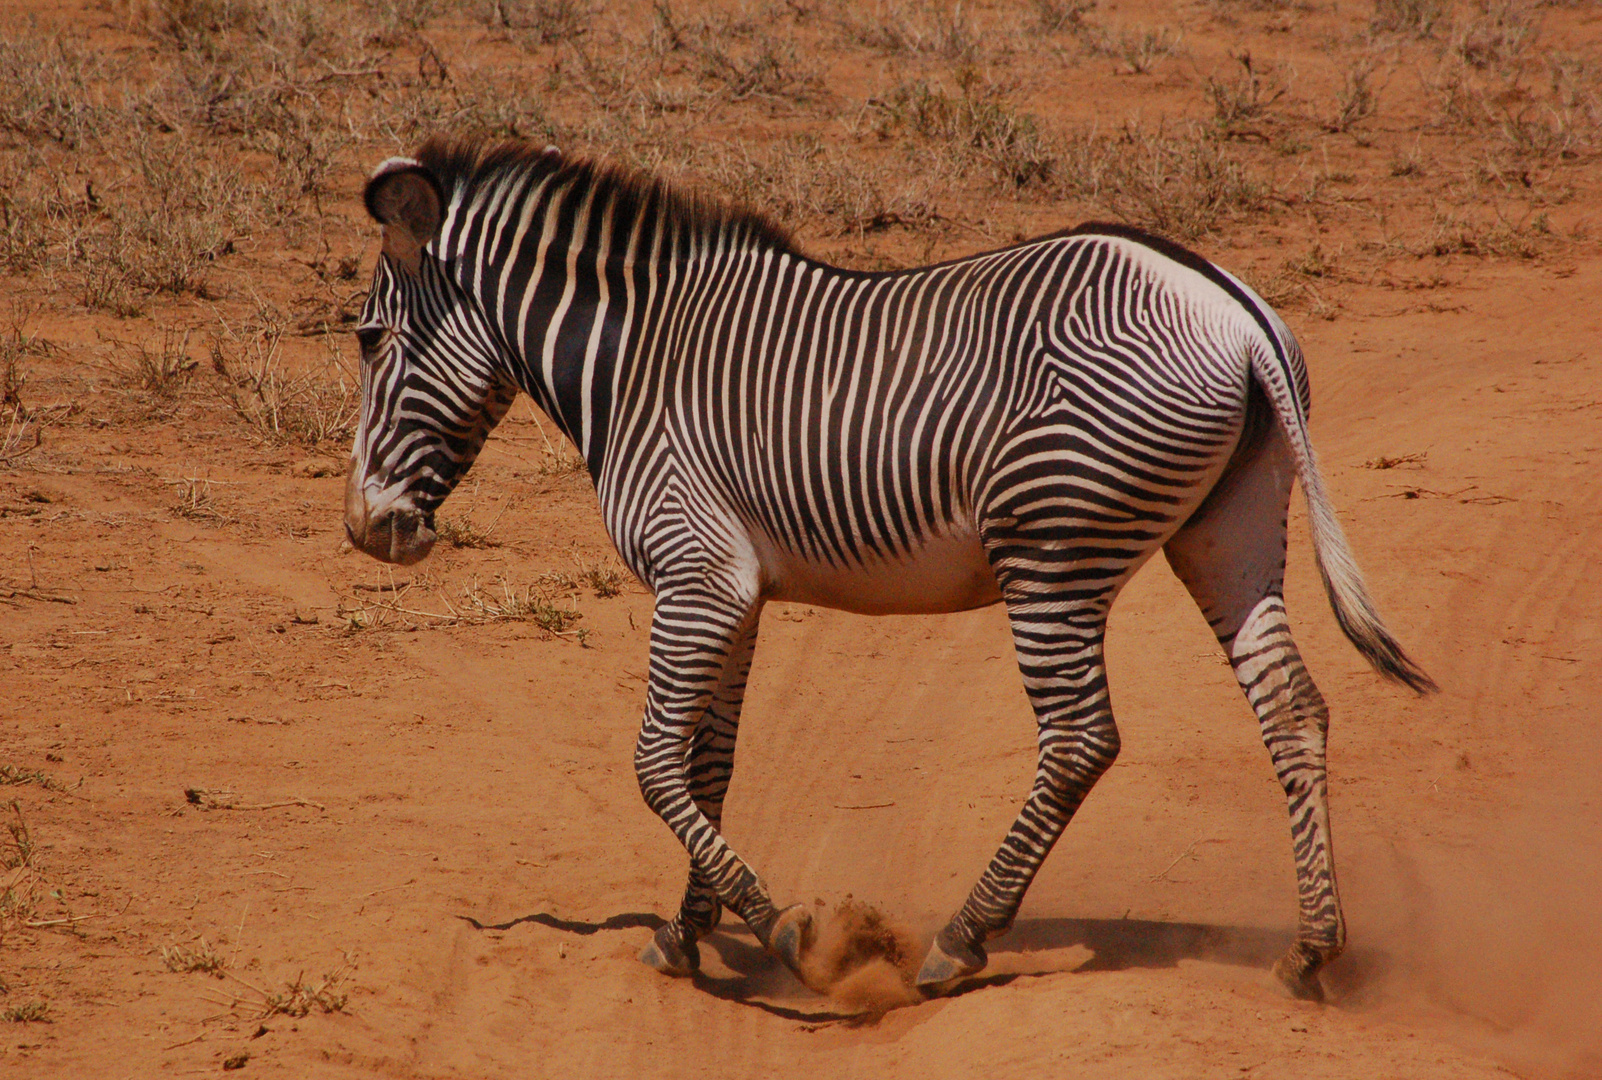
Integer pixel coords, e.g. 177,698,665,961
3,0,1602,1077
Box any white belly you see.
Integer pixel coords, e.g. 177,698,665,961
753,527,1002,615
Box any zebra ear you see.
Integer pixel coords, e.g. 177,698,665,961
365,158,445,275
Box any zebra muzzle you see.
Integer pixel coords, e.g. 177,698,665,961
345,488,436,565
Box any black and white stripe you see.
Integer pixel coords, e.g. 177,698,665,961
344,137,1434,998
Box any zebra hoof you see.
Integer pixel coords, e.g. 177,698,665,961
915,928,987,989
1272,947,1327,1003
768,903,816,975
639,922,700,977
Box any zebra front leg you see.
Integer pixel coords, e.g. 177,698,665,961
633,592,815,979
918,599,1119,987
1163,425,1345,1000
639,618,759,976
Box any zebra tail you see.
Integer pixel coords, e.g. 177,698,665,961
1246,335,1439,695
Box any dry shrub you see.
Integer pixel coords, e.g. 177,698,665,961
1,311,53,465
1453,0,1537,70
211,310,357,448
1370,0,1449,37
869,78,1056,188
493,0,594,44
68,139,252,311
382,76,559,144
0,169,48,276
1032,0,1096,33
1061,123,1266,239
262,969,348,1017
1205,52,1289,131
1086,25,1183,75
538,559,628,598
108,329,199,402
0,34,110,149
1326,59,1380,133
701,136,935,236
1425,208,1546,257
835,0,980,61
639,3,822,105
1432,61,1595,160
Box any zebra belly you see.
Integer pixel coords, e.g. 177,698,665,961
754,528,1002,616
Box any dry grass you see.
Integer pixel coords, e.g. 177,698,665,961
0,764,68,793
0,1001,48,1023
538,559,629,599
0,0,1587,448
161,937,227,976
435,513,504,550
2,800,35,870
455,577,588,638
336,570,591,641
0,309,50,466
196,963,351,1020
168,476,236,526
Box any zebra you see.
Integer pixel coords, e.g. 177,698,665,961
344,135,1434,1000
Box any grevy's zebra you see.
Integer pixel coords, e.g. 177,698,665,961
344,136,1434,1000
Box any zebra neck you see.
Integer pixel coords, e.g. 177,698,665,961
470,195,775,477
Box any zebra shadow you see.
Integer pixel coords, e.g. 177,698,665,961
961,917,1390,1002
994,916,1289,972
456,910,857,1022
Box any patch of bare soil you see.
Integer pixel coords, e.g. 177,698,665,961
2,0,1600,1077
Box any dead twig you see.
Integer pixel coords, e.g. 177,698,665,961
1152,839,1201,882
0,586,76,605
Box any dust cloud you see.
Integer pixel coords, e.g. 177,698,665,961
1336,749,1602,1080
797,899,926,1018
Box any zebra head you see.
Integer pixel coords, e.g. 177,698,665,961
345,157,517,565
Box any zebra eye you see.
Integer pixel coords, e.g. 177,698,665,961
355,326,387,355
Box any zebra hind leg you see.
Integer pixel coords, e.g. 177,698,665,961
1163,425,1346,1001
639,620,759,976
917,592,1120,988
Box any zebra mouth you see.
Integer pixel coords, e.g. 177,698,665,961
347,505,437,566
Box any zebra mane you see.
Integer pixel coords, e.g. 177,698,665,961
415,135,799,255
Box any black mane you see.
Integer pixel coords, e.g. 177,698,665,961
414,134,799,254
